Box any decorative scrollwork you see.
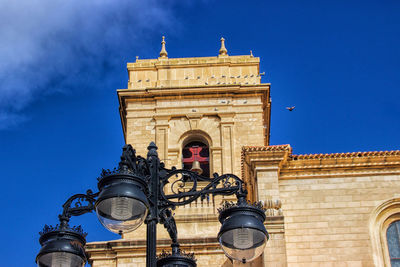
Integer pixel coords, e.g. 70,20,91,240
98,145,149,181
121,144,150,178
120,144,137,172
61,190,98,218
39,224,58,235
159,208,178,244
157,249,196,261
98,167,128,180
169,172,197,195
39,224,87,237
159,169,244,207
217,200,266,214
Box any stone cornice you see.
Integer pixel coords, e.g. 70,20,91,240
118,85,270,143
242,145,292,153
291,150,400,160
128,61,260,71
241,145,400,181
282,150,400,179
118,84,270,99
127,55,260,71
241,145,292,176
86,216,284,260
86,237,223,261
241,145,292,201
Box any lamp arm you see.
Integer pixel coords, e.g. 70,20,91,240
119,144,149,179
59,189,99,220
159,169,246,207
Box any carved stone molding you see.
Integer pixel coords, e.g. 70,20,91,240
242,145,400,181
369,198,400,267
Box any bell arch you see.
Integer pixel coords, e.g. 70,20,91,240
179,130,213,177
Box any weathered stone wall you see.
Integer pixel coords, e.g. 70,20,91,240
127,56,261,90
243,146,400,267
279,174,400,266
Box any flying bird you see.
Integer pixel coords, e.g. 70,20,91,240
286,106,295,111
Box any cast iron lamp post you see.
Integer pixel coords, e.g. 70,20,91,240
36,142,269,267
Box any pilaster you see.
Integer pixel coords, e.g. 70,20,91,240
219,113,235,174
241,145,291,202
154,115,170,162
211,146,222,175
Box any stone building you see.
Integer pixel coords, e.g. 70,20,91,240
86,38,400,267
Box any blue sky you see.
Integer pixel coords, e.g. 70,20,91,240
0,0,399,266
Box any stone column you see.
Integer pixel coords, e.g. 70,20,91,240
211,146,222,175
154,115,170,163
167,148,180,169
219,113,235,174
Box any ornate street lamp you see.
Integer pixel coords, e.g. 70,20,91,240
36,216,87,267
36,142,269,267
218,195,268,263
95,163,149,234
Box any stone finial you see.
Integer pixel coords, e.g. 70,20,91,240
219,37,228,56
250,50,253,57
159,36,168,58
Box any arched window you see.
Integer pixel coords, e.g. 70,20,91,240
387,220,400,266
182,141,210,177
370,198,400,266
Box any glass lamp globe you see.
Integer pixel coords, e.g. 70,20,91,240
96,196,148,234
218,202,268,263
96,173,149,234
37,252,85,267
219,227,267,263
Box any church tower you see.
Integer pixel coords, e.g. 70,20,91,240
118,37,270,177
87,38,283,266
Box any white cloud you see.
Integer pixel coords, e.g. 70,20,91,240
0,0,177,129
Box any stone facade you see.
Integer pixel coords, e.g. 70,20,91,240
243,146,400,266
86,38,400,267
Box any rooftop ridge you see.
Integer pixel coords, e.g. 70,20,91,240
241,145,400,179
242,144,292,153
242,144,400,160
241,145,292,179
242,145,400,159
131,54,259,64
291,150,400,160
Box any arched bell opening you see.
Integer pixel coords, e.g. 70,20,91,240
181,133,211,178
